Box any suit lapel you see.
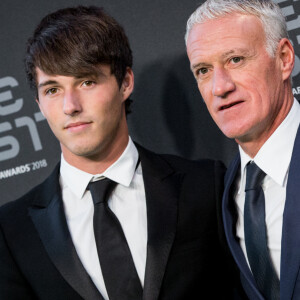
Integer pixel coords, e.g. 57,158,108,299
281,125,300,300
136,145,180,300
30,146,181,300
28,164,103,300
222,154,263,299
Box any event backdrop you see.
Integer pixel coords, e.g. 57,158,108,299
0,0,299,205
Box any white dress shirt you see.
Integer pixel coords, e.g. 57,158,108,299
59,137,147,300
235,99,300,278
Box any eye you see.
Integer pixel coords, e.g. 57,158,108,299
195,67,209,78
82,80,95,87
45,87,58,95
230,57,242,64
198,68,208,75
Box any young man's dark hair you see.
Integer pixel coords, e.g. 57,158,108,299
25,6,133,114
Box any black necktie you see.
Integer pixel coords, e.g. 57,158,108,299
244,162,280,300
88,178,143,300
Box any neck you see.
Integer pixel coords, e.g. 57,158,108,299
62,125,129,174
237,91,294,158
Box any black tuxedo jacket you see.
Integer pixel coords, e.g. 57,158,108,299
0,145,235,299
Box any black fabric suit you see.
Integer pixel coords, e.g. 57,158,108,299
0,144,235,299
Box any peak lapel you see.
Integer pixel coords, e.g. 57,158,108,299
28,164,103,300
281,126,300,300
136,145,180,300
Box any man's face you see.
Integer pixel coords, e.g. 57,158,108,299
187,13,293,150
36,65,133,162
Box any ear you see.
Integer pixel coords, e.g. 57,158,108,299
121,67,134,101
278,38,295,81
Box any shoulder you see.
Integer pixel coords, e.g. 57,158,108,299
135,143,226,190
0,184,40,224
136,142,225,176
0,188,40,245
160,152,225,175
0,164,60,223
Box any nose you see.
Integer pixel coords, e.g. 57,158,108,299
63,90,82,116
212,68,235,98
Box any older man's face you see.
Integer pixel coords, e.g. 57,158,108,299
187,13,293,152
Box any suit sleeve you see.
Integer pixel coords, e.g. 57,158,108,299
0,223,36,299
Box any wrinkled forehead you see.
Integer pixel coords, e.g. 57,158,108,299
188,13,264,41
187,13,265,55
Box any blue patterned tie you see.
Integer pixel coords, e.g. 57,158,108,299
244,162,280,300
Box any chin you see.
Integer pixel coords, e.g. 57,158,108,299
218,122,249,140
67,144,100,157
217,127,237,139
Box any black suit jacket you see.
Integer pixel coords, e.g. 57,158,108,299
0,145,235,299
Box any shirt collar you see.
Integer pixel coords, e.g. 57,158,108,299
238,98,300,192
60,137,139,199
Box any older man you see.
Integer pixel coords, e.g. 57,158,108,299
186,0,299,299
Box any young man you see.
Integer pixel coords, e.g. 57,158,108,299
186,0,299,299
0,6,234,300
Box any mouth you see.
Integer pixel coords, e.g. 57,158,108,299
219,100,244,111
64,121,92,131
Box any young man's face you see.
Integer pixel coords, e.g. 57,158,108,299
36,65,134,163
187,13,294,153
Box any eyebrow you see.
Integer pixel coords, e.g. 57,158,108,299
191,48,251,71
191,62,209,72
221,48,251,59
37,70,107,90
37,80,59,89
